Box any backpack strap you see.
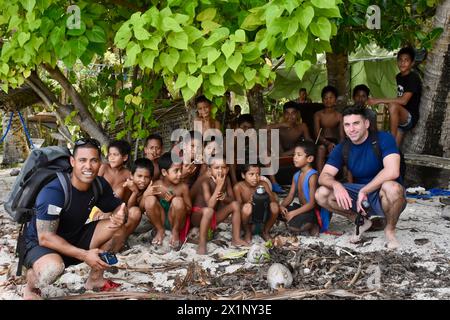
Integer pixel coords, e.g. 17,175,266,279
342,138,351,167
56,172,72,211
368,132,382,161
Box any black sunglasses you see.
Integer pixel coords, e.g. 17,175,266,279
74,138,101,150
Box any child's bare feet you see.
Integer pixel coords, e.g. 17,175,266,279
385,229,400,250
197,244,207,255
169,231,180,249
151,230,165,245
231,239,250,247
244,233,252,243
262,232,271,241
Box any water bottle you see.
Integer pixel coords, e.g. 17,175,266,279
355,200,370,235
252,185,270,224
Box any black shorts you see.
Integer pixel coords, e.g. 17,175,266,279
286,203,318,229
24,221,98,269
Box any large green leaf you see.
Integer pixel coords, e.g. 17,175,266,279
286,31,307,55
226,52,242,72
124,41,140,66
297,6,314,31
18,32,30,47
167,31,188,50
221,40,235,60
196,8,216,21
184,26,203,43
141,49,157,68
311,0,335,9
284,20,298,39
179,47,196,63
209,73,223,87
142,35,162,50
20,0,36,12
181,86,195,101
240,13,261,31
244,67,256,82
204,27,229,46
134,26,151,41
207,47,221,65
294,60,312,80
40,17,54,36
234,29,246,42
114,24,132,49
86,25,106,43
55,41,71,58
68,36,89,58
174,71,188,89
187,74,202,92
161,17,183,32
309,17,331,40
160,49,179,72
50,26,65,47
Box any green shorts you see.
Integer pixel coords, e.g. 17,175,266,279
160,199,171,230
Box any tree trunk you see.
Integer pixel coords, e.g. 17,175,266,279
247,84,267,128
326,52,350,109
403,0,450,157
42,65,109,146
1,111,29,165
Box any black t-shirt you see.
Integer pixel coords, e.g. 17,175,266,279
396,71,421,126
25,176,122,247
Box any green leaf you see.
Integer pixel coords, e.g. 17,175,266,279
141,49,157,68
226,52,242,72
284,20,298,39
179,47,196,63
174,71,188,89
167,31,188,50
124,41,141,67
244,67,256,82
294,60,312,80
240,13,261,31
187,74,202,92
62,52,77,68
311,0,335,9
132,96,142,105
202,20,221,33
208,84,225,96
55,41,71,58
234,29,246,42
181,86,195,101
196,8,216,21
184,26,203,43
267,18,288,35
68,36,89,58
134,26,151,41
161,17,182,32
66,21,86,36
207,48,221,65
114,24,132,49
297,6,314,31
31,36,44,50
231,72,244,85
204,27,229,46
209,73,223,87
18,32,30,47
79,49,95,65
221,40,235,60
86,25,106,43
50,26,65,47
201,64,215,74
284,0,300,14
142,35,162,50
259,64,271,79
20,0,35,12
188,60,202,73
40,17,54,37
173,13,189,25
0,64,9,75
310,17,331,40
8,16,22,32
286,31,308,55
160,49,179,72
215,57,228,76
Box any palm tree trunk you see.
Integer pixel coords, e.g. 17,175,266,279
403,0,450,157
326,51,350,109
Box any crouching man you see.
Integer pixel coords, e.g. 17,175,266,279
22,139,134,299
315,106,406,249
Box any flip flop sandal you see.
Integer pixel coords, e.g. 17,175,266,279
93,279,121,292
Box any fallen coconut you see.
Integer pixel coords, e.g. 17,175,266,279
267,263,293,289
246,244,270,264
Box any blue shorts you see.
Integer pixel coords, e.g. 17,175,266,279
398,111,414,132
343,183,386,217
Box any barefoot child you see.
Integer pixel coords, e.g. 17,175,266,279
98,140,132,199
143,152,191,247
191,157,247,254
280,141,320,235
233,164,280,242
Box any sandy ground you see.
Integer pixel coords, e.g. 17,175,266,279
0,167,449,300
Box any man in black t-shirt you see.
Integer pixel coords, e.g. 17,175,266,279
368,47,422,147
22,139,132,299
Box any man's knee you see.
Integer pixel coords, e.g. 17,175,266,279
33,258,65,287
381,181,404,200
315,186,331,205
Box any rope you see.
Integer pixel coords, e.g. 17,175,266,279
17,111,35,150
0,111,14,144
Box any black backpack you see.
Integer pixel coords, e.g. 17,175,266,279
4,146,103,275
341,132,406,184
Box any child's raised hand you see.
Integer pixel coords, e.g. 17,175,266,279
123,178,138,193
145,180,162,196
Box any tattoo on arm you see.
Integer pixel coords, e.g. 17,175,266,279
36,219,60,235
